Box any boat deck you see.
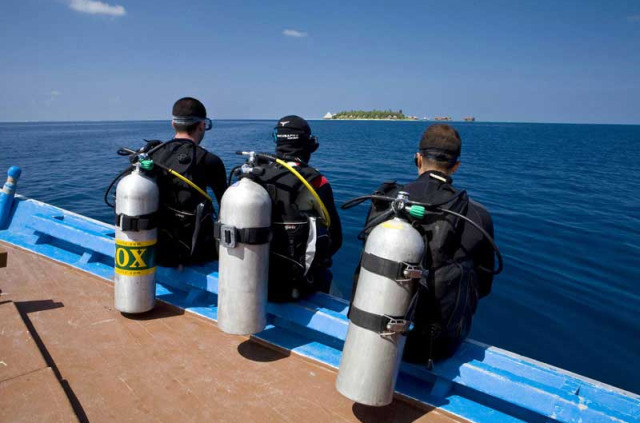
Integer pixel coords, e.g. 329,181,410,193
0,242,467,423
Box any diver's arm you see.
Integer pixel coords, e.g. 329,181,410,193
314,178,343,256
471,204,495,298
204,153,227,205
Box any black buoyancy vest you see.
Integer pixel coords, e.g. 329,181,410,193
360,179,479,363
254,162,329,301
147,140,216,266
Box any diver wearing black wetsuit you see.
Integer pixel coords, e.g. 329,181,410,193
361,124,496,364
257,115,342,301
148,97,227,267
401,124,495,363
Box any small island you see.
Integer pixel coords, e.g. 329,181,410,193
322,110,477,122
324,109,419,121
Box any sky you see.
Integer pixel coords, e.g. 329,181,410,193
0,0,639,124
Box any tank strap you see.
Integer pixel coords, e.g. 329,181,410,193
115,212,157,232
361,252,423,282
348,305,412,335
214,222,271,248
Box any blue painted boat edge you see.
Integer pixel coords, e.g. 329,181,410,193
1,196,638,423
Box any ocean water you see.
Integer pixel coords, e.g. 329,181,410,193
1,120,638,394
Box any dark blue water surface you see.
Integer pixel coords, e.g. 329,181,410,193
1,120,638,393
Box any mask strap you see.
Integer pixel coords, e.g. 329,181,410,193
419,148,458,165
173,116,212,131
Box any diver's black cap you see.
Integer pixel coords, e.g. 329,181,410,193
419,124,461,159
275,115,311,143
172,97,207,119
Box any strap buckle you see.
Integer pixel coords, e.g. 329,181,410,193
402,264,423,281
220,224,237,248
116,213,158,232
116,214,136,231
381,316,412,336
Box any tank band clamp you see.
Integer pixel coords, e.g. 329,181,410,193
348,305,412,335
361,252,423,282
403,265,423,280
214,222,271,248
115,213,157,232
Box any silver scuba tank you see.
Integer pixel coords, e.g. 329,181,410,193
336,193,424,406
216,174,272,335
114,160,159,314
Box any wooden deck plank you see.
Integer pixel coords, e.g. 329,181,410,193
0,367,79,423
0,301,48,382
0,242,468,423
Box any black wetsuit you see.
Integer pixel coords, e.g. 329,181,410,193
149,138,227,266
313,173,343,258
309,169,343,292
402,170,494,362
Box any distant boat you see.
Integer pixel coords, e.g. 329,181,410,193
433,116,452,121
463,117,476,122
323,112,333,119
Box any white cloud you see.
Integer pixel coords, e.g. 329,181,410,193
283,29,308,38
628,15,640,22
44,90,61,107
69,0,126,17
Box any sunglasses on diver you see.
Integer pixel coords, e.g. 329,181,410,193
172,116,213,131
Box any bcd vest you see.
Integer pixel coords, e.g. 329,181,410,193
254,162,330,302
147,140,216,266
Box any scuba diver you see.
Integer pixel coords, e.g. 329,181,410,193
151,97,226,266
253,115,342,302
109,97,227,267
359,124,497,366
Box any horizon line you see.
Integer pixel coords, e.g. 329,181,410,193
0,118,638,126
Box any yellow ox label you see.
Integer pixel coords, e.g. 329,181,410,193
115,239,156,276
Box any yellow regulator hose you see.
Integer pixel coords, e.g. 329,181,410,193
163,166,213,203
275,158,331,228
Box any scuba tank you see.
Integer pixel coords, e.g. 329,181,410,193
215,152,272,335
336,192,424,406
114,158,159,314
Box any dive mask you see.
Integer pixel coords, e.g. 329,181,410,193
172,115,213,131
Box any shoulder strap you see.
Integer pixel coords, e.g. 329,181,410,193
375,180,402,195
149,139,213,204
358,181,404,242
256,162,320,220
139,139,163,153
418,187,469,270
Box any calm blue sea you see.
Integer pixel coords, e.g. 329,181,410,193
1,120,638,393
